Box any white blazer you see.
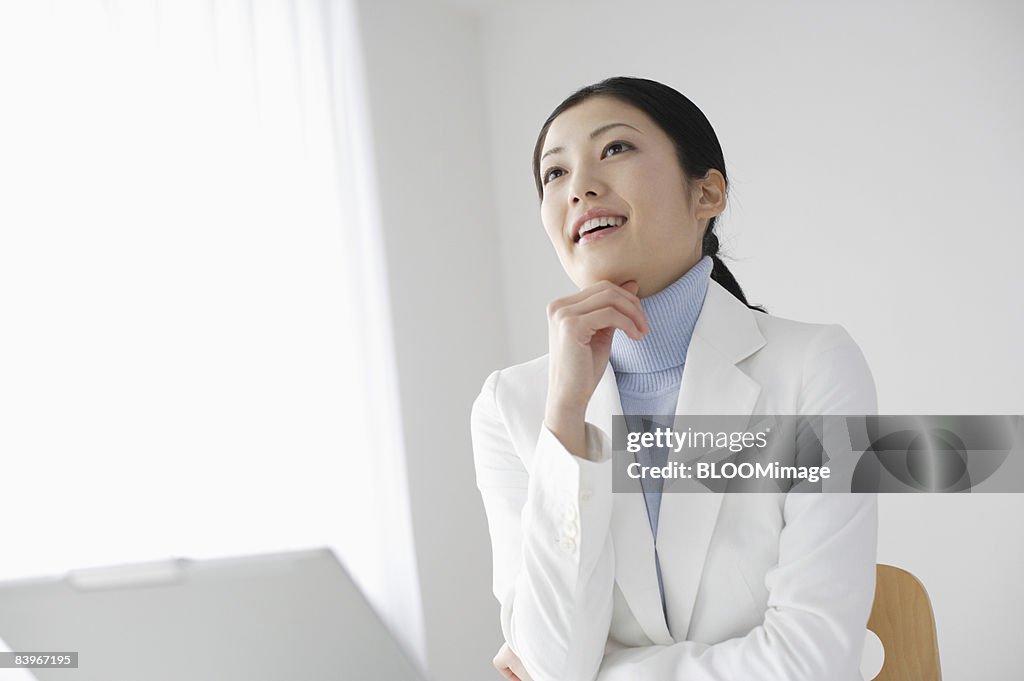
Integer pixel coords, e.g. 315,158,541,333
471,280,879,681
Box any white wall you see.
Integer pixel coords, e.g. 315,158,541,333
475,0,1024,679
354,1,508,680
360,0,1024,679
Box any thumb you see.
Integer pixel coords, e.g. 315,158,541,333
620,280,640,296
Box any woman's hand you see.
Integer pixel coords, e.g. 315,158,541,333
545,279,648,459
493,641,534,681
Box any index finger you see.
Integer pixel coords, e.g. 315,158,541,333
555,279,643,310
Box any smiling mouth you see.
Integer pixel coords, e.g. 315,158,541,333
576,217,628,245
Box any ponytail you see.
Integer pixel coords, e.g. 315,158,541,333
702,224,766,313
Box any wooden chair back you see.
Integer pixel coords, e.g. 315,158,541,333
867,564,942,681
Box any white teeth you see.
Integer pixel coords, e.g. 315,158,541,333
579,215,626,237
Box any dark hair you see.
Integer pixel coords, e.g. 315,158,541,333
532,76,765,313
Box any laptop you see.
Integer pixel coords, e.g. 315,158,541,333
0,548,429,681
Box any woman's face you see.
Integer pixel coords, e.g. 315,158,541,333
538,96,724,297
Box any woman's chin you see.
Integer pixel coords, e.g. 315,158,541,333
576,267,636,289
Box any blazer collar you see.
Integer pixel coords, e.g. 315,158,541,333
585,279,767,644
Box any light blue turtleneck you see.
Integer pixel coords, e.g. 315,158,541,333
608,254,713,621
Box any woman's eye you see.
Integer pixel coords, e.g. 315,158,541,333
604,141,632,157
543,167,565,184
542,143,631,186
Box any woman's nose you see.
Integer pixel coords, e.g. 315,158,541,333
570,189,598,204
568,166,605,203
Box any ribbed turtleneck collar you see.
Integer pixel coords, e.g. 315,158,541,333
609,255,713,376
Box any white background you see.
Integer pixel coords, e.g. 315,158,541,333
356,0,1024,679
0,0,427,667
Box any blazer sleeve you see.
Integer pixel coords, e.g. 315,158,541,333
471,368,617,681
594,324,880,681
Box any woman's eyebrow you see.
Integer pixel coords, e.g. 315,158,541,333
540,122,643,161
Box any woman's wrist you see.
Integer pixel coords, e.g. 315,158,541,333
544,403,589,460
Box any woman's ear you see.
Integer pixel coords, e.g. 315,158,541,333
693,169,727,221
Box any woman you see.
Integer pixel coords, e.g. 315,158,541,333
471,77,877,681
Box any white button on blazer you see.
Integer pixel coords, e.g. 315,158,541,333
471,279,879,681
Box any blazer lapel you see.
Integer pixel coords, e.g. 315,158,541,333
656,281,767,641
585,281,768,645
586,363,676,645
